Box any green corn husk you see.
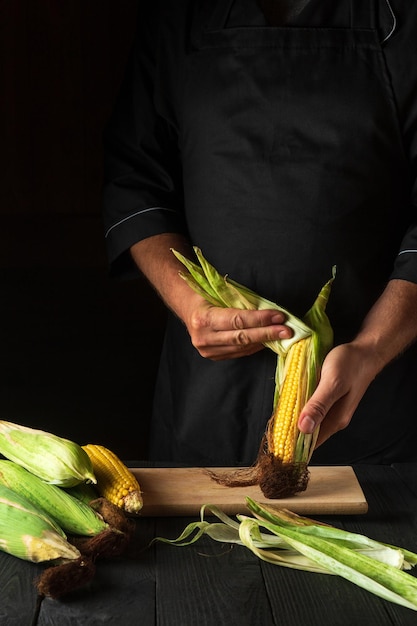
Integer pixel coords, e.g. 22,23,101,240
173,248,335,497
0,480,101,598
155,498,417,612
0,460,108,537
0,484,80,563
0,420,96,487
64,481,100,506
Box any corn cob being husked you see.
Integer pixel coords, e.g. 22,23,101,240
0,483,81,563
0,460,108,537
0,421,96,487
82,444,143,515
172,247,335,498
259,272,334,497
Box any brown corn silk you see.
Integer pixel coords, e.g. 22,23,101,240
36,497,135,599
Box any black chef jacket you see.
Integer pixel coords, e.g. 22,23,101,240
102,0,417,466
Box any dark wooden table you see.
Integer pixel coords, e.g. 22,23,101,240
1,464,417,626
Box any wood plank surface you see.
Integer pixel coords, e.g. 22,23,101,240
150,466,417,626
0,552,42,625
1,465,416,625
153,516,275,626
311,464,417,626
37,518,157,626
392,463,417,498
132,465,368,516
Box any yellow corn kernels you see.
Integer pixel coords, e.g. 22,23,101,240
269,336,312,463
82,444,143,515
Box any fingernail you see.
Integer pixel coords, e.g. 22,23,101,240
271,314,284,324
300,415,316,434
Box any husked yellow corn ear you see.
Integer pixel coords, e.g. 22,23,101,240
0,421,96,487
0,484,81,563
266,269,335,472
0,460,108,537
269,336,312,464
82,444,143,515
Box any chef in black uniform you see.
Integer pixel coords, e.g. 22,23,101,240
103,0,417,466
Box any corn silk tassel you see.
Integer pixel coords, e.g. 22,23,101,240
172,247,335,498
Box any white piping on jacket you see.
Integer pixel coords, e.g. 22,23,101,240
381,0,397,44
105,206,177,238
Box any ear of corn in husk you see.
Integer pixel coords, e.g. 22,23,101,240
172,248,335,498
0,483,80,563
0,420,96,487
0,469,133,599
64,481,100,506
259,269,335,498
0,427,137,600
82,444,143,515
0,460,108,536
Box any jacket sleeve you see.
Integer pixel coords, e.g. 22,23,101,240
385,0,417,284
102,2,186,278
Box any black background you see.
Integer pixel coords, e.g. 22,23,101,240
0,0,165,459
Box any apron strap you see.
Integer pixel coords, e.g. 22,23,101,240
257,0,311,26
350,0,372,28
189,0,234,49
206,0,235,30
190,0,397,48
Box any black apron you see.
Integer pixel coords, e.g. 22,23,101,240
149,0,417,466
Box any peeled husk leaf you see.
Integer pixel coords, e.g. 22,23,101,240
155,499,417,612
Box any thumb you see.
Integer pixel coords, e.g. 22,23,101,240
297,385,337,435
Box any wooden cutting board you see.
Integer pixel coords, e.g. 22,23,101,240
131,466,368,516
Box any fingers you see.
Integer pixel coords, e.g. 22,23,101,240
188,306,293,360
297,356,351,437
298,394,337,436
299,394,353,447
202,307,291,333
297,343,374,448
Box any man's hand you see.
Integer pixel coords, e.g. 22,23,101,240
297,343,381,447
131,233,293,360
185,297,292,360
298,278,417,448
132,234,417,442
